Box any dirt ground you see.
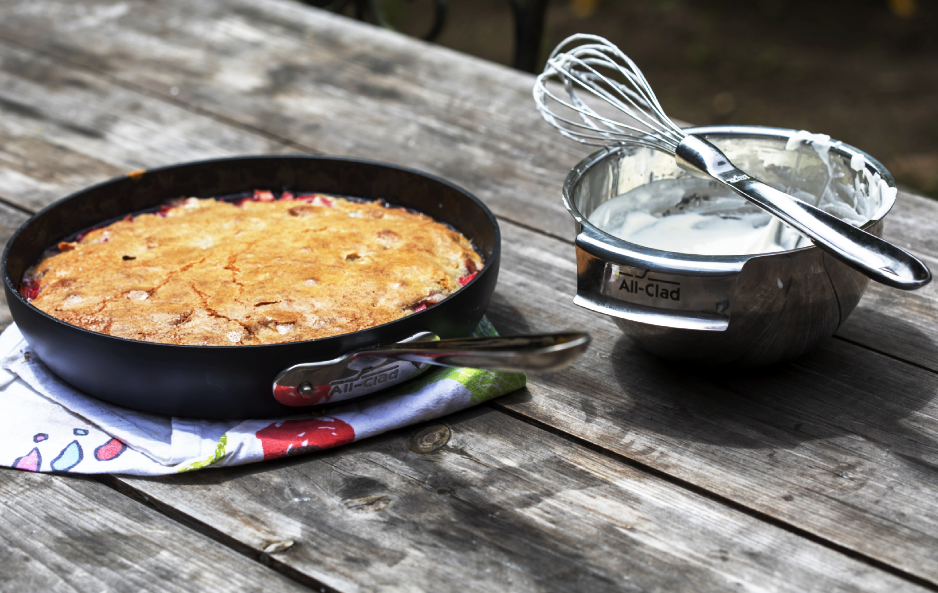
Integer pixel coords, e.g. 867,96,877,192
325,0,938,199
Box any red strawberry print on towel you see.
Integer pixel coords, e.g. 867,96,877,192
94,438,127,462
255,417,355,460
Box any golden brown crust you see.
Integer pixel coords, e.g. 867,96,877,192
25,194,483,345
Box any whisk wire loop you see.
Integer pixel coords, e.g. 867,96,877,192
554,54,681,149
534,34,686,155
537,75,662,147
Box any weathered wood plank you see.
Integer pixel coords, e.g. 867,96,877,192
0,469,311,593
0,0,581,237
0,39,292,211
113,408,920,593
487,220,938,584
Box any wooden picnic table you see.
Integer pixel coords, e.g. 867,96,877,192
1,1,938,591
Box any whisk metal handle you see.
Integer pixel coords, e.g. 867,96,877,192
675,135,931,290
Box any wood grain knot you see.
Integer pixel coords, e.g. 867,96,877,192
262,540,294,554
409,424,451,455
343,494,390,513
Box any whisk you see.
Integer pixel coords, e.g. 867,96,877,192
534,34,930,290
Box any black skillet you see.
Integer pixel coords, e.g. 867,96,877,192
2,156,500,418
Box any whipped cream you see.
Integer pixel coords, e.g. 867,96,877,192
590,193,799,255
784,130,891,226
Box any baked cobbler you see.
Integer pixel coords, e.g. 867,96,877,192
21,191,482,345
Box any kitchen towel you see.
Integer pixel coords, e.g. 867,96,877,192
0,318,525,475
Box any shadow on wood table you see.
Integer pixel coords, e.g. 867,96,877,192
608,325,938,453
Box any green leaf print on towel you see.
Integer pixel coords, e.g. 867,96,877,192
179,434,228,472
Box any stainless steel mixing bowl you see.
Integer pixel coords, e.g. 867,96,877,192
564,125,897,366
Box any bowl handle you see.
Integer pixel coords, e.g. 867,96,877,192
573,225,745,332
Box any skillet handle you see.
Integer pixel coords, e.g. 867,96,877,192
272,332,590,407
361,332,591,373
273,332,437,407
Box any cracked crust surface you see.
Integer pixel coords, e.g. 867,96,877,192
25,195,483,345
